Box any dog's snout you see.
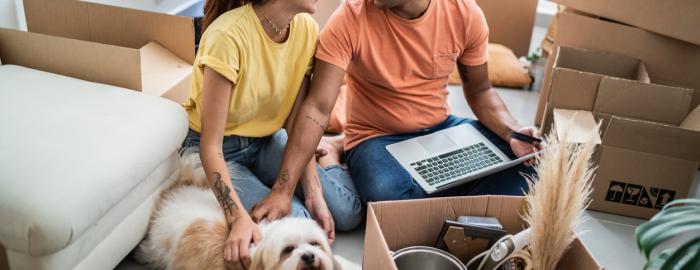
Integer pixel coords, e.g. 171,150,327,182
301,253,315,264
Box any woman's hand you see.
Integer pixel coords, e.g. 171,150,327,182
224,213,262,270
251,189,292,222
508,126,544,166
305,192,336,245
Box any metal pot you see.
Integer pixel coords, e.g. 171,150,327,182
392,246,468,270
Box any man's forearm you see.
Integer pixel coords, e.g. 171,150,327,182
467,88,521,141
272,103,329,196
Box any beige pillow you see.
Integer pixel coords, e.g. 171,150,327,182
448,43,532,88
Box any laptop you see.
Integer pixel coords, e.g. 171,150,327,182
386,124,537,194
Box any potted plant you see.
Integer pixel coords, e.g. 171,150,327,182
635,198,700,269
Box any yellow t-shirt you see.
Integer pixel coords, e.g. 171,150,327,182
183,4,319,137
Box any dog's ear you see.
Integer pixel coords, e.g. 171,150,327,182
249,252,265,270
248,244,265,270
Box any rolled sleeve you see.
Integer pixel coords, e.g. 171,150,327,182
315,2,359,71
197,30,240,83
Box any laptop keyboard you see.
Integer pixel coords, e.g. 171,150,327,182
410,142,503,186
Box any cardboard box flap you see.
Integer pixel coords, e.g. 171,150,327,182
549,68,600,111
363,206,397,270
23,0,195,64
681,105,700,131
603,116,700,161
140,42,192,97
553,109,602,144
595,78,694,125
555,46,644,80
0,28,141,90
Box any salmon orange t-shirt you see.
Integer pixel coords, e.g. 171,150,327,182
315,0,489,149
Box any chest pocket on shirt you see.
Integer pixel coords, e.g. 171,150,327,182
432,52,459,79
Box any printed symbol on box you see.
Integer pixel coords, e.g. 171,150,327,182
622,184,642,205
606,181,626,202
637,188,654,209
654,189,676,209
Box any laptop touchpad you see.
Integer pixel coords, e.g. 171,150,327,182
418,133,458,153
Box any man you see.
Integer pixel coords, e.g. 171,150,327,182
252,0,541,217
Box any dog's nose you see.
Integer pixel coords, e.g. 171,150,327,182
301,253,315,264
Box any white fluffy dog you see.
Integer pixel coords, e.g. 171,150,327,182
137,153,359,270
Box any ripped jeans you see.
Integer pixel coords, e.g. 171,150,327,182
180,129,364,231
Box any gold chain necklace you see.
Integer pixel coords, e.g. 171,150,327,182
262,15,289,35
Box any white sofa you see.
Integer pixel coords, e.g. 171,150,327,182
0,65,188,269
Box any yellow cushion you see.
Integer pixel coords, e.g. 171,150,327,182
449,43,532,88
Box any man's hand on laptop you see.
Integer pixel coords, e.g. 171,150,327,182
509,127,544,166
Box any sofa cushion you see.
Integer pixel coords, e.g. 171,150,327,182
0,65,188,256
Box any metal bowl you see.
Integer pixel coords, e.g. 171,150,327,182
392,246,467,270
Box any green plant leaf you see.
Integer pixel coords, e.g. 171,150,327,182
662,199,700,211
637,216,700,258
659,236,700,270
642,222,700,258
680,251,700,270
645,250,673,270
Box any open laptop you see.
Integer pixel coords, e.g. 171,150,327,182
386,124,537,194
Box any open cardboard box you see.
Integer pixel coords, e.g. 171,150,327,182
539,46,680,133
363,196,602,269
1,0,196,103
544,56,700,218
552,0,700,46
535,10,700,125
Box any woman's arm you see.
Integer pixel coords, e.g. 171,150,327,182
199,66,261,270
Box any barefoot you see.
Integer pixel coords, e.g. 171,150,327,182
316,135,345,167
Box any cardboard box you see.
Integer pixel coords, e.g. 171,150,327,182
6,0,195,103
476,0,537,57
552,0,700,46
535,10,700,125
542,45,700,218
540,46,661,133
363,196,602,269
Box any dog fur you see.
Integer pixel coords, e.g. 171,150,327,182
136,153,359,270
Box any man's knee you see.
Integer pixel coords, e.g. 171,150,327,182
357,170,415,202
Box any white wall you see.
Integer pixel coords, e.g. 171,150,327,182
0,0,26,30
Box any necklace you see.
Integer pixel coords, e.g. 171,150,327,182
262,15,289,35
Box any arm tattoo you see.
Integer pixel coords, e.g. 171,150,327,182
278,169,290,184
305,115,326,130
212,172,237,216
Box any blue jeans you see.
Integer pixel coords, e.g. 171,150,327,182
346,115,534,203
181,129,363,231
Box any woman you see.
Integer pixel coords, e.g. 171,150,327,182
180,0,363,269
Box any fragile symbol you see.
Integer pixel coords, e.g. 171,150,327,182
622,184,643,205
